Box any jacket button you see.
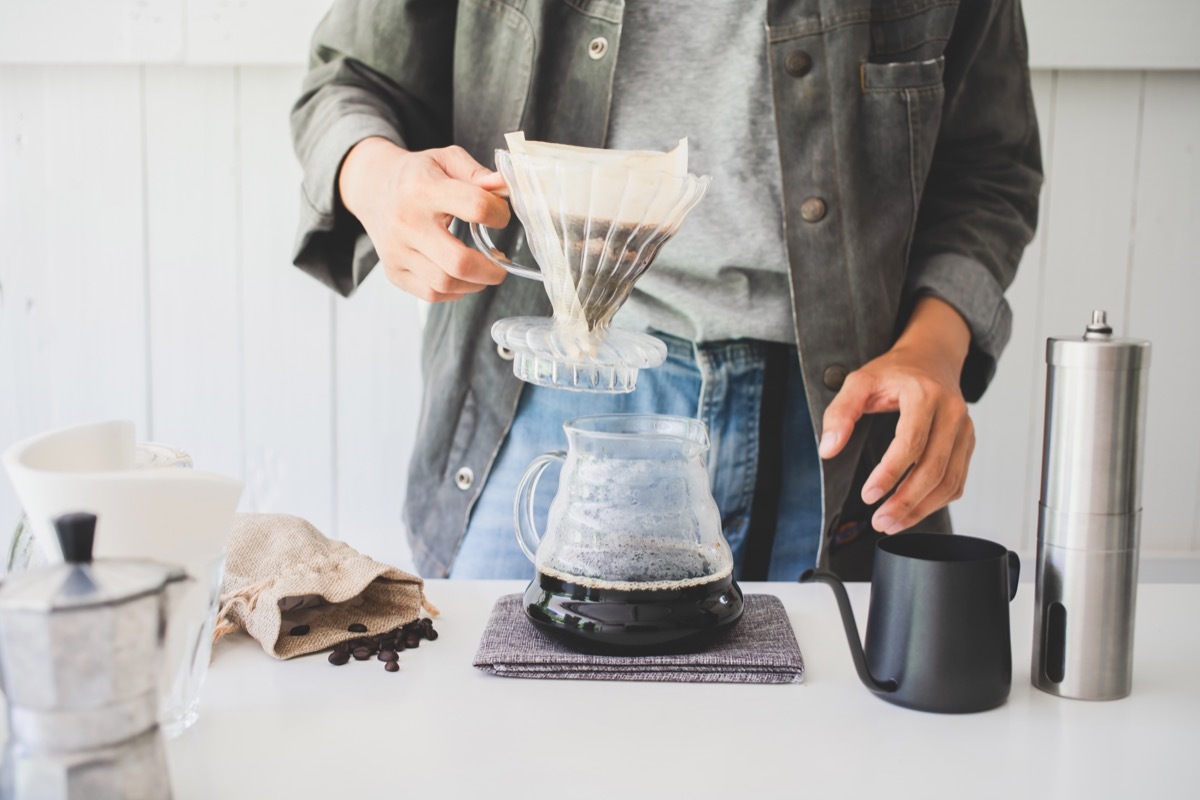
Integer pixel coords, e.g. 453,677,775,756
497,344,516,361
454,467,475,491
800,197,827,223
587,37,609,60
823,365,848,391
785,50,812,77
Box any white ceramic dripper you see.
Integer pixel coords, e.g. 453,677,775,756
3,420,244,737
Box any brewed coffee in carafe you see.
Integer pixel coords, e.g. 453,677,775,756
513,414,744,654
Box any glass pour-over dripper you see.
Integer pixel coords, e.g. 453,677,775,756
471,133,710,393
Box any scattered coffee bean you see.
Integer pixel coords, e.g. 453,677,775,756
289,624,310,636
326,617,440,671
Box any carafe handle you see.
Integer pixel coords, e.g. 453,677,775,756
514,451,566,563
469,222,544,282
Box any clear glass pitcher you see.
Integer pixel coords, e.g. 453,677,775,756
515,414,743,654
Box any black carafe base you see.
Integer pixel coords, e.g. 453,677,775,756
523,571,744,656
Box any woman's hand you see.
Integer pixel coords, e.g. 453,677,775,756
338,137,511,302
818,296,975,534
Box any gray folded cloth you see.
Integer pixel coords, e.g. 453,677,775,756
473,593,804,684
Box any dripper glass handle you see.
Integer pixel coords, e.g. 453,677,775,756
513,451,565,563
469,222,544,282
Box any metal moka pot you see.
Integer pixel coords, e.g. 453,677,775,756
0,513,188,753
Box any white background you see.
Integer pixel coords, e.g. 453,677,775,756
0,1,1197,575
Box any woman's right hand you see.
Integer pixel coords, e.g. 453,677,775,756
338,137,512,302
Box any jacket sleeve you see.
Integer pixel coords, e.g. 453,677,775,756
290,0,457,297
905,0,1043,401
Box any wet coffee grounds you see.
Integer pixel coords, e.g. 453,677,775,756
326,618,440,673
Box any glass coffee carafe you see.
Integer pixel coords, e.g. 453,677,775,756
514,414,744,654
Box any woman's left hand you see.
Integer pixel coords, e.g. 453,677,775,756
817,296,975,534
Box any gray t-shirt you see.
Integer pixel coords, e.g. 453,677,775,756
608,1,793,344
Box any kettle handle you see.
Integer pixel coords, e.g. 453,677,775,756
469,222,544,282
1007,551,1021,601
513,451,566,563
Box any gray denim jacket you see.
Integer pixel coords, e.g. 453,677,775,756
290,0,1042,578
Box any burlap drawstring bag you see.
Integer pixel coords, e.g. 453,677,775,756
213,513,436,659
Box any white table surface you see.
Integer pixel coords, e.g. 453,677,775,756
162,580,1198,799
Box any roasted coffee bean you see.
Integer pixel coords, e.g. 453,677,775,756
328,650,350,666
420,617,433,630
289,624,310,636
352,647,371,661
377,649,398,662
347,623,368,633
425,628,439,641
334,641,350,654
384,660,399,673
405,634,420,649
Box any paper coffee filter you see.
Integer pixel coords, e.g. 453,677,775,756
497,133,710,332
504,131,692,225
505,131,687,176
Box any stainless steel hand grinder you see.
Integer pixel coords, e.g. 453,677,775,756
1032,310,1151,700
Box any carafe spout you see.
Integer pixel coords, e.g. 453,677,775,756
799,570,898,695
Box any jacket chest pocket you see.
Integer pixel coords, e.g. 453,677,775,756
861,56,945,190
853,51,946,278
867,0,959,62
859,0,956,199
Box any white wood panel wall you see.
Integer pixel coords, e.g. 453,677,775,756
1,3,1198,575
0,63,422,568
3,0,1199,69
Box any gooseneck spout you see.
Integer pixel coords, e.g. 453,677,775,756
799,569,898,695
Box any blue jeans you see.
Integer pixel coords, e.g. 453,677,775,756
450,334,822,581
